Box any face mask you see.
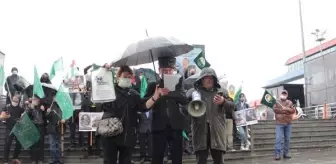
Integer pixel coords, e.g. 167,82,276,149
12,71,18,75
118,78,132,88
280,95,287,100
240,97,245,102
32,100,39,106
11,102,19,107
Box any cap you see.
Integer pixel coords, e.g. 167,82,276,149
11,67,18,72
158,56,176,69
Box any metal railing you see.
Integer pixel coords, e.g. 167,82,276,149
301,102,336,119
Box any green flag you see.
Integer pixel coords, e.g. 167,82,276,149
55,85,74,120
182,131,189,141
193,52,210,69
233,86,242,104
0,65,5,86
91,64,101,72
49,58,64,80
260,90,276,108
33,66,45,98
140,76,148,98
11,113,40,149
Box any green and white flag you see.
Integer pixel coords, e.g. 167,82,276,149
11,113,40,149
33,65,45,98
260,90,276,109
233,86,242,104
140,76,148,98
55,85,74,120
193,53,210,69
0,65,5,86
49,58,64,80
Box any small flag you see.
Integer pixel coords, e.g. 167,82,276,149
0,65,5,86
193,52,210,69
33,65,45,98
55,85,74,120
70,60,76,78
182,131,189,141
140,76,148,98
260,90,276,109
233,86,242,104
49,58,64,80
11,113,40,149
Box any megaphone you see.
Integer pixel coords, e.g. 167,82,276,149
188,91,206,117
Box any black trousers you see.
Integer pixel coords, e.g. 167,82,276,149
70,111,84,146
102,138,132,164
151,127,182,164
4,128,21,162
195,125,224,164
30,126,45,162
138,132,152,158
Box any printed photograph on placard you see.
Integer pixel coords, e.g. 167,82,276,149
234,110,247,127
246,108,258,125
69,92,84,110
79,112,104,131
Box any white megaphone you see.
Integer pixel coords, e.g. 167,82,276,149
188,91,206,117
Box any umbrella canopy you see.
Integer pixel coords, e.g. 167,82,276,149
112,36,193,67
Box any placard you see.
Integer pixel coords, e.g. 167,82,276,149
91,68,116,103
234,108,258,127
78,112,104,131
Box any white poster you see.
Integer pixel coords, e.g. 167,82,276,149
79,112,104,131
234,108,258,127
91,68,116,103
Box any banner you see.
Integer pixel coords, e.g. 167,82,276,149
176,45,209,76
79,112,104,131
69,92,84,110
91,68,116,103
234,108,258,127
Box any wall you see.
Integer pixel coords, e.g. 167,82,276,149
306,50,336,106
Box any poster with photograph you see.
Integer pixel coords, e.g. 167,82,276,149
91,68,116,103
79,112,104,131
63,75,85,89
234,108,258,127
69,92,84,110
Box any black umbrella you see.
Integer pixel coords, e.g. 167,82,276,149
112,36,193,67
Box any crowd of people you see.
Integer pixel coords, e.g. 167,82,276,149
0,52,295,164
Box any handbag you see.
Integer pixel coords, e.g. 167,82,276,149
97,90,129,137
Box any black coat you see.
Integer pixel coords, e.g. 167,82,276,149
146,77,188,132
101,86,149,147
137,111,152,133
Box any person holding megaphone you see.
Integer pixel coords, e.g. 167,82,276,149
186,67,234,164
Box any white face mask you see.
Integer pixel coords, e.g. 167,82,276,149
12,71,18,75
280,95,287,100
118,77,132,88
11,102,19,107
32,100,39,106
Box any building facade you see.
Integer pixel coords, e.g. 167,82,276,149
264,38,336,106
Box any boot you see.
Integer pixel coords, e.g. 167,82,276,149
245,140,251,150
240,144,245,150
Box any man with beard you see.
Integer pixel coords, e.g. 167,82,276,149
4,67,20,105
187,68,234,164
146,54,188,164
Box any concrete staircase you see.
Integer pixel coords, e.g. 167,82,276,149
0,119,336,163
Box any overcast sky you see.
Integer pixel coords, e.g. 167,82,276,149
0,0,335,100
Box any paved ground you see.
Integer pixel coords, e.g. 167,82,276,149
228,149,336,164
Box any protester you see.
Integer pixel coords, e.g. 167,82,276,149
27,94,47,164
273,90,295,160
1,93,24,164
188,67,234,164
234,93,251,150
46,102,64,164
145,55,189,164
137,110,152,163
4,67,20,105
100,65,159,164
222,88,235,151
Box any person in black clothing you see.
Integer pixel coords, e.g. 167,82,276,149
46,99,64,164
4,67,20,105
146,55,189,164
27,94,47,164
137,111,152,163
1,93,24,164
100,65,159,164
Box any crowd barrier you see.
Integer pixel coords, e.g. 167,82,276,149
301,102,336,119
